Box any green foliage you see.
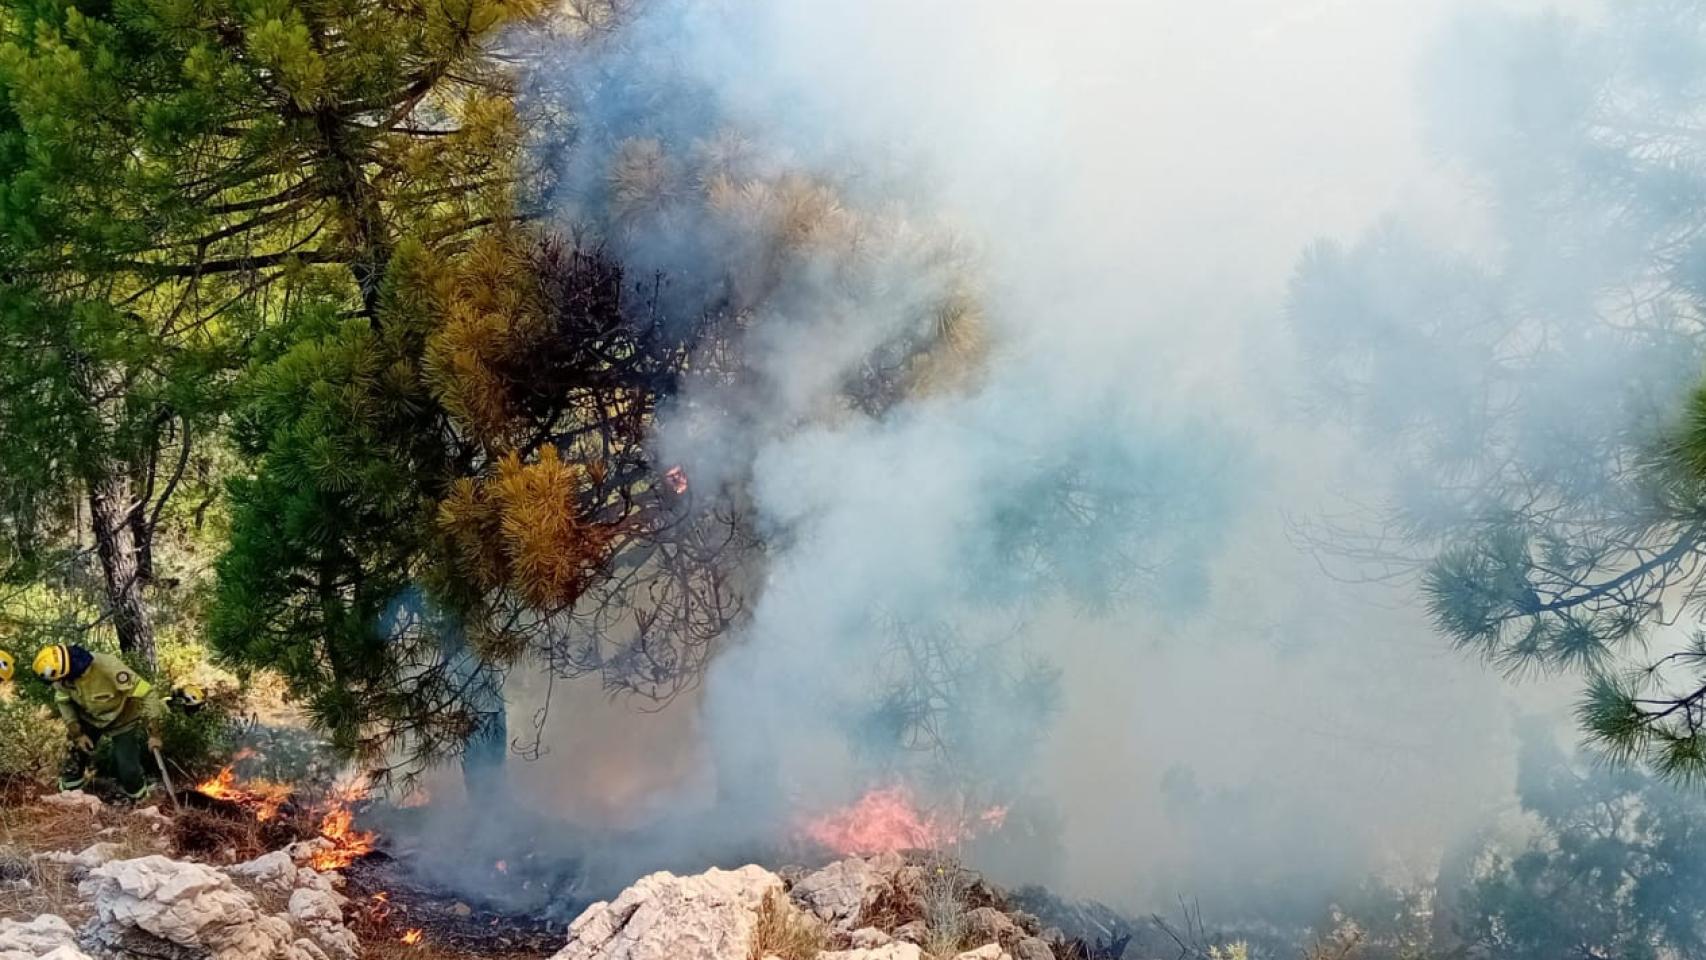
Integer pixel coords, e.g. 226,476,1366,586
1289,0,1706,788
209,279,474,768
0,695,63,786
1443,729,1706,960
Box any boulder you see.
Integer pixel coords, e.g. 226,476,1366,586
964,906,1020,946
1013,938,1055,960
281,838,334,866
791,856,898,931
288,889,357,960
553,864,783,960
80,855,342,960
954,946,1011,960
229,852,338,897
0,915,91,960
892,920,929,944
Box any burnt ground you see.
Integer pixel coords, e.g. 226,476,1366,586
344,851,571,956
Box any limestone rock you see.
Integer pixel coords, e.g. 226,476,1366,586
791,856,899,931
553,864,783,960
80,855,336,960
849,926,893,948
33,843,122,871
287,888,345,927
953,946,1011,960
130,806,172,825
229,852,337,897
820,946,923,960
965,906,1020,946
0,915,90,960
1013,937,1055,960
39,792,103,815
288,889,357,960
892,920,929,944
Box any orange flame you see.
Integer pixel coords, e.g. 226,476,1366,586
401,929,424,946
195,765,377,870
307,800,376,871
801,786,1006,856
195,766,290,822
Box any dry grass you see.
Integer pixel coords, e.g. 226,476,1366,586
748,889,827,960
919,852,971,959
0,795,170,925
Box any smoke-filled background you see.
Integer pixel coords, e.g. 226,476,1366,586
408,0,1706,934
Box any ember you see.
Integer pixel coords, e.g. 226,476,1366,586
801,785,1008,856
400,929,424,946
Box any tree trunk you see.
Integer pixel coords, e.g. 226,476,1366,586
88,474,157,669
129,504,154,584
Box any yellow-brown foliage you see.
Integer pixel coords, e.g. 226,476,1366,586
438,448,613,610
424,230,546,450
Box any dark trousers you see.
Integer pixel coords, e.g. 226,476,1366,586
60,724,148,800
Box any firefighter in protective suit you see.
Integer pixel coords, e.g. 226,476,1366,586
32,644,164,800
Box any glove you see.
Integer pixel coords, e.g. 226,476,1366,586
147,732,162,752
73,734,94,753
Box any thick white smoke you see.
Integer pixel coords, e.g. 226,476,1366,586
476,0,1680,927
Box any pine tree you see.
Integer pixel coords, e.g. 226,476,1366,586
0,0,547,665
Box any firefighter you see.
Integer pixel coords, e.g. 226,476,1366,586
0,649,13,683
32,644,164,801
169,683,206,714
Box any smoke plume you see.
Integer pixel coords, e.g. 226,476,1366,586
403,0,1706,938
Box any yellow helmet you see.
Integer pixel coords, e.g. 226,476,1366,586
0,649,13,682
171,684,206,712
33,644,71,682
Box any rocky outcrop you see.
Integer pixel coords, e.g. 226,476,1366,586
0,915,92,960
229,851,339,898
553,865,784,960
288,888,358,960
553,855,1062,960
79,855,350,960
964,907,1020,946
792,854,900,931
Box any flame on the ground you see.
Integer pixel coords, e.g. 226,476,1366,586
196,764,377,870
800,785,1008,856
195,766,290,822
401,929,424,946
308,777,377,871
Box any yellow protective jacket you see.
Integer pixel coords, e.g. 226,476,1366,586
53,652,162,734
